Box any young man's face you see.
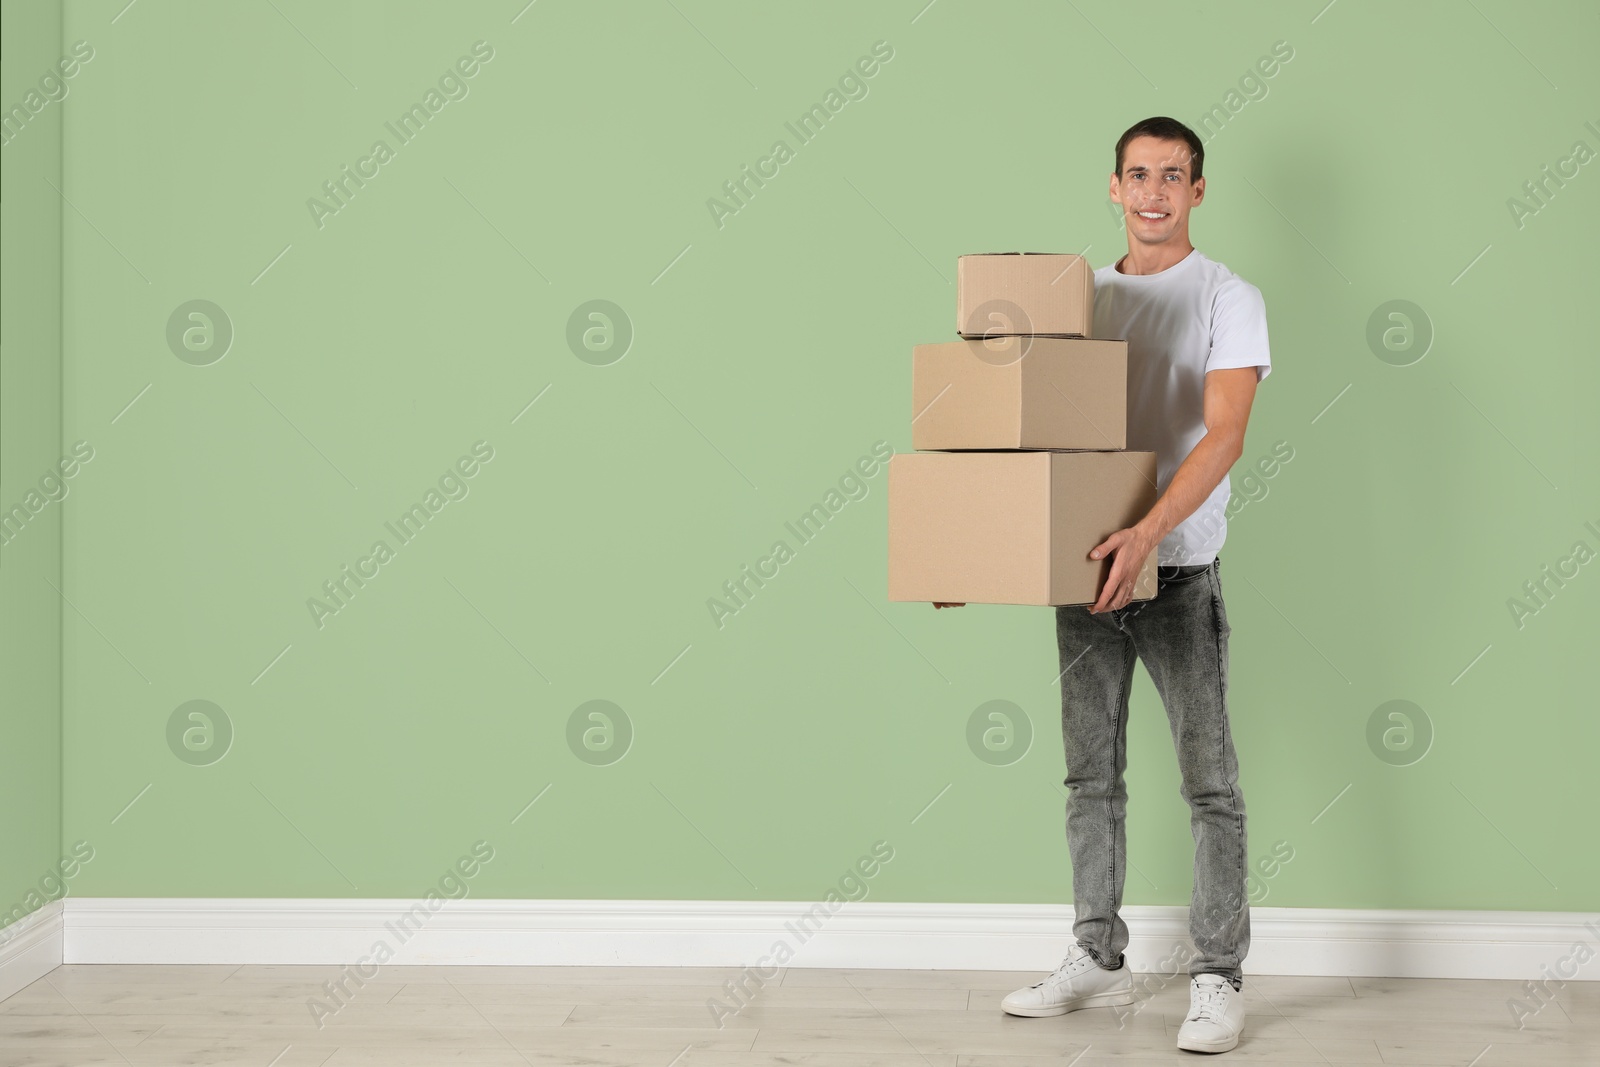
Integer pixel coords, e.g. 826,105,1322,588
1110,135,1204,245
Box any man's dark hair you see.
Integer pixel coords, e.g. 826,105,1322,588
1115,117,1204,184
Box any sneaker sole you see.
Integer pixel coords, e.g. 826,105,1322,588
1175,1029,1241,1053
1001,988,1136,1017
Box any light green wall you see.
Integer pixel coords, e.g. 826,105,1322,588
1,0,65,933
8,0,1599,924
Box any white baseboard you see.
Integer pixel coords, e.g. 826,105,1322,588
0,899,64,1001
54,898,1600,981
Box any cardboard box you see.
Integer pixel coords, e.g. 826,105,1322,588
957,253,1094,338
887,450,1158,606
911,336,1128,451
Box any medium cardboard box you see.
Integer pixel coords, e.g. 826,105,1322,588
887,450,1158,606
957,252,1094,338
911,336,1128,451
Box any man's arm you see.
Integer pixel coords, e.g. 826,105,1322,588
1135,366,1258,549
1087,366,1259,612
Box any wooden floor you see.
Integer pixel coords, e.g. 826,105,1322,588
2,964,1594,1066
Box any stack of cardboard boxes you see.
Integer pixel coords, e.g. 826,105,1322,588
887,252,1159,607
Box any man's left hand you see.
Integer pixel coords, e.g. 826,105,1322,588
1087,526,1158,614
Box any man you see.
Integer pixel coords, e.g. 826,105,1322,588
935,116,1270,1053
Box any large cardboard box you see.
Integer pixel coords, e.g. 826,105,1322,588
887,450,1158,606
957,253,1094,338
911,336,1128,451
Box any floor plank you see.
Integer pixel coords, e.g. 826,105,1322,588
1,964,1593,1066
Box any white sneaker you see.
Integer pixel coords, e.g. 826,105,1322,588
1001,942,1134,1017
1175,973,1245,1052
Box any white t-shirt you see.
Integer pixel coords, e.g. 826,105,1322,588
1091,248,1272,567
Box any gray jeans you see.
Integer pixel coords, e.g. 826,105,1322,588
1053,554,1249,992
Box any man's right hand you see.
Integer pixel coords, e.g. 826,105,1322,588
932,602,966,609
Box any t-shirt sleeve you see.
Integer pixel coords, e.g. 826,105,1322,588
1207,279,1271,382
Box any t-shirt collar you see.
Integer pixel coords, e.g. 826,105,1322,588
1112,247,1200,280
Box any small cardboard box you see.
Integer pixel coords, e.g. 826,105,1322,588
957,253,1094,338
887,450,1158,606
911,336,1127,451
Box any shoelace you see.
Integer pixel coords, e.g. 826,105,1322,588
1190,980,1231,1022
1033,949,1091,988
